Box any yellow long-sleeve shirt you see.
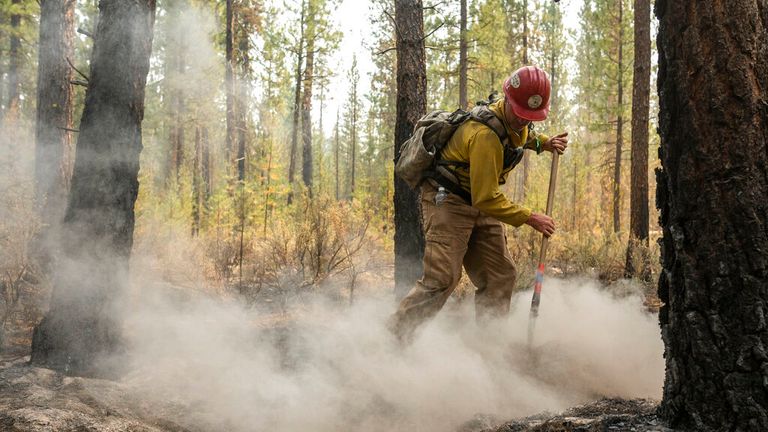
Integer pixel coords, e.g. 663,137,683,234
440,98,549,226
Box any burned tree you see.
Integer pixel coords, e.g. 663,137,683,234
656,0,768,429
393,0,426,299
30,0,157,377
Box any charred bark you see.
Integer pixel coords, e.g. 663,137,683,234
393,0,426,300
35,0,76,258
625,0,650,279
30,0,157,377
656,0,768,430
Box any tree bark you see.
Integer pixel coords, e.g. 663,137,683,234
656,0,768,430
458,0,467,110
236,30,249,182
30,0,157,377
4,0,22,124
35,0,76,254
613,0,624,235
334,109,340,201
287,1,306,204
518,0,530,203
301,33,315,194
393,0,426,300
168,14,185,185
225,0,235,161
192,125,201,236
201,126,211,210
625,0,650,279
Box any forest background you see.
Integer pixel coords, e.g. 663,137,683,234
0,0,658,348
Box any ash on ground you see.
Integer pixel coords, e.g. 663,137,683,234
461,398,677,432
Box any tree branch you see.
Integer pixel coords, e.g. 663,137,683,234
77,27,93,39
66,57,89,82
376,46,397,56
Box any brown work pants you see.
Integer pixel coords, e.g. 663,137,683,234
389,183,518,342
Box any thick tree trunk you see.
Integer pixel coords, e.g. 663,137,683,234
30,0,156,377
301,36,314,194
656,0,768,430
625,0,650,279
35,0,76,252
393,0,426,300
613,0,624,235
458,0,467,110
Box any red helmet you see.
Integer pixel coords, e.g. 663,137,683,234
503,66,551,121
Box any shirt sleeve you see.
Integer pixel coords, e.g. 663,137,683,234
524,130,550,152
468,128,532,227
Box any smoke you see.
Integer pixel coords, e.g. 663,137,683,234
118,273,663,432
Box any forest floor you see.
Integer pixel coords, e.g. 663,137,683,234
0,354,676,432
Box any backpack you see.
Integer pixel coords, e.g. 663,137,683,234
394,104,524,203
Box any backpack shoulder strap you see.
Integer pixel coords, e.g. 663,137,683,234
468,105,510,147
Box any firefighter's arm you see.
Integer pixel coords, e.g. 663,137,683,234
468,129,532,227
524,131,550,153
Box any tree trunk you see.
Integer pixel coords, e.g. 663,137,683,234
458,0,467,110
393,0,426,300
35,0,76,256
170,22,185,185
334,109,340,201
201,126,211,209
287,1,305,204
625,0,650,279
301,35,315,194
225,0,235,161
350,78,358,200
30,0,157,378
656,0,768,430
4,0,22,124
236,31,249,182
518,0,530,203
613,0,624,234
192,125,201,236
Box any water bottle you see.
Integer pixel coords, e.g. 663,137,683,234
434,186,448,206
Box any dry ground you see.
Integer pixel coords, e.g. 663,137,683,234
0,354,676,432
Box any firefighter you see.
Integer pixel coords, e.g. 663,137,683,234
389,66,569,342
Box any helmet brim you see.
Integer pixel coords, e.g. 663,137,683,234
509,98,550,122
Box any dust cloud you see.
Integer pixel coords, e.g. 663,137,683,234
120,276,663,432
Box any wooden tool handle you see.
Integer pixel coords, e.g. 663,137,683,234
538,151,560,265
